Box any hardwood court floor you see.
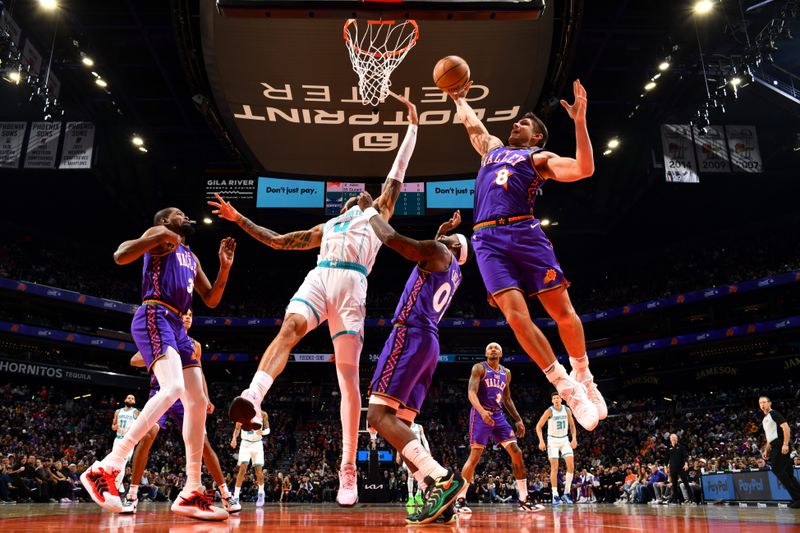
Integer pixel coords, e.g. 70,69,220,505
1,502,799,532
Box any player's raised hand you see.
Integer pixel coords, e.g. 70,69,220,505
447,80,472,101
218,237,236,269
390,93,418,125
560,79,588,122
515,420,526,439
208,193,242,223
437,210,461,236
357,191,374,212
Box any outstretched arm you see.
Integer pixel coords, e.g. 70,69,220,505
502,369,525,438
537,80,595,183
373,94,418,221
449,82,503,157
208,193,323,250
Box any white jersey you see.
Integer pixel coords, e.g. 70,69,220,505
319,206,382,273
547,406,569,440
116,407,138,439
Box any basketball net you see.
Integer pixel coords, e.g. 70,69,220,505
343,19,419,106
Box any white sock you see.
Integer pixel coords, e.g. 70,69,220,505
565,472,573,494
407,476,414,498
128,484,139,500
180,366,206,493
234,486,241,499
412,469,427,490
544,361,569,385
106,351,184,468
258,484,264,495
247,371,274,403
401,440,447,480
569,354,589,371
552,486,559,497
219,483,230,498
516,479,528,501
333,334,362,467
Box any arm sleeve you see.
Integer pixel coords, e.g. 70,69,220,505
387,124,418,182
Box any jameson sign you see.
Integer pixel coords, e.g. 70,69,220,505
0,358,145,388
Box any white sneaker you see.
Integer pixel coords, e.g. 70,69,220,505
256,492,265,507
80,461,123,512
570,369,608,420
222,495,241,513
171,490,229,521
555,375,599,431
336,464,358,507
120,498,138,514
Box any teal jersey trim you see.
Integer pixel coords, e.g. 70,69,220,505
317,260,368,276
331,329,360,341
289,297,321,325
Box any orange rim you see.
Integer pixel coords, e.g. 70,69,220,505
343,19,419,59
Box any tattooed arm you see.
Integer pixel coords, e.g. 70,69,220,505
208,193,323,250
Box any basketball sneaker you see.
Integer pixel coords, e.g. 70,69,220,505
415,491,424,507
518,497,544,512
229,391,261,431
570,369,608,420
222,495,241,513
434,504,457,524
336,464,358,506
405,470,465,525
171,490,229,521
555,376,599,431
256,492,265,508
80,461,123,512
120,497,138,514
561,494,574,504
454,497,472,514
551,495,561,506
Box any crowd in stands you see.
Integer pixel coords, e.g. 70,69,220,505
2,375,799,506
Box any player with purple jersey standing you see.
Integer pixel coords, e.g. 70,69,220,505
80,207,235,521
453,342,543,514
448,79,606,431
362,198,469,526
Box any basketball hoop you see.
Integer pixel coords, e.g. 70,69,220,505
343,19,419,106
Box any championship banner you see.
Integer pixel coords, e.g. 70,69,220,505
0,9,22,46
726,125,763,173
59,122,95,169
0,357,146,389
661,124,699,183
21,38,42,75
0,122,28,168
24,121,61,169
692,125,730,173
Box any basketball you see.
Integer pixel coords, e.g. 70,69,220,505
433,55,470,92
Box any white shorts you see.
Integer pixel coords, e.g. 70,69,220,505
238,440,264,466
285,266,367,340
547,438,573,460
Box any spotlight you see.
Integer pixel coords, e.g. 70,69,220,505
644,81,657,91
658,61,671,71
652,73,662,80
38,0,58,10
729,76,742,87
5,70,21,84
81,56,94,67
131,135,144,147
203,217,213,225
607,138,620,149
603,149,613,156
138,146,148,153
540,219,551,227
95,78,108,88
694,0,713,15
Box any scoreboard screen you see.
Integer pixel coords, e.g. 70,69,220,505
394,182,425,217
325,182,365,215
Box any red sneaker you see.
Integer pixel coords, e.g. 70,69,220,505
171,490,229,521
80,461,122,512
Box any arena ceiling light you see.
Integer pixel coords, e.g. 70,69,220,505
694,0,714,15
658,60,671,71
203,217,213,225
607,138,620,149
38,0,58,10
95,78,108,88
644,81,657,91
729,76,742,87
131,135,144,147
4,70,21,84
81,54,94,67
603,149,613,156
540,218,551,227
138,146,148,153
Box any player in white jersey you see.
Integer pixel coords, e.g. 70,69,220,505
535,391,578,505
111,394,139,492
231,412,269,507
398,423,428,509
209,95,418,507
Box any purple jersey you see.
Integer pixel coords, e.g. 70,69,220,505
391,256,462,332
141,243,197,314
477,362,507,410
473,146,546,222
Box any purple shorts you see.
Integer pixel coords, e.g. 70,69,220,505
368,325,439,413
149,388,185,430
469,408,516,448
472,220,568,298
131,303,199,372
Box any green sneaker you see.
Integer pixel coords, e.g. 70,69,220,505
415,492,424,506
406,496,415,506
405,471,465,525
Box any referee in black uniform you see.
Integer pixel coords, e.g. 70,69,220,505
759,395,800,508
666,433,691,504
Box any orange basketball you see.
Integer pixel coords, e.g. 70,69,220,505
433,55,470,92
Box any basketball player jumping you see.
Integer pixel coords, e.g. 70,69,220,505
360,198,468,525
122,308,240,514
80,208,235,520
110,394,139,493
535,391,578,505
208,95,418,506
454,342,543,514
231,412,269,507
448,79,606,431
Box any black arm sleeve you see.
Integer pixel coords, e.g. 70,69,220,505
771,410,787,425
